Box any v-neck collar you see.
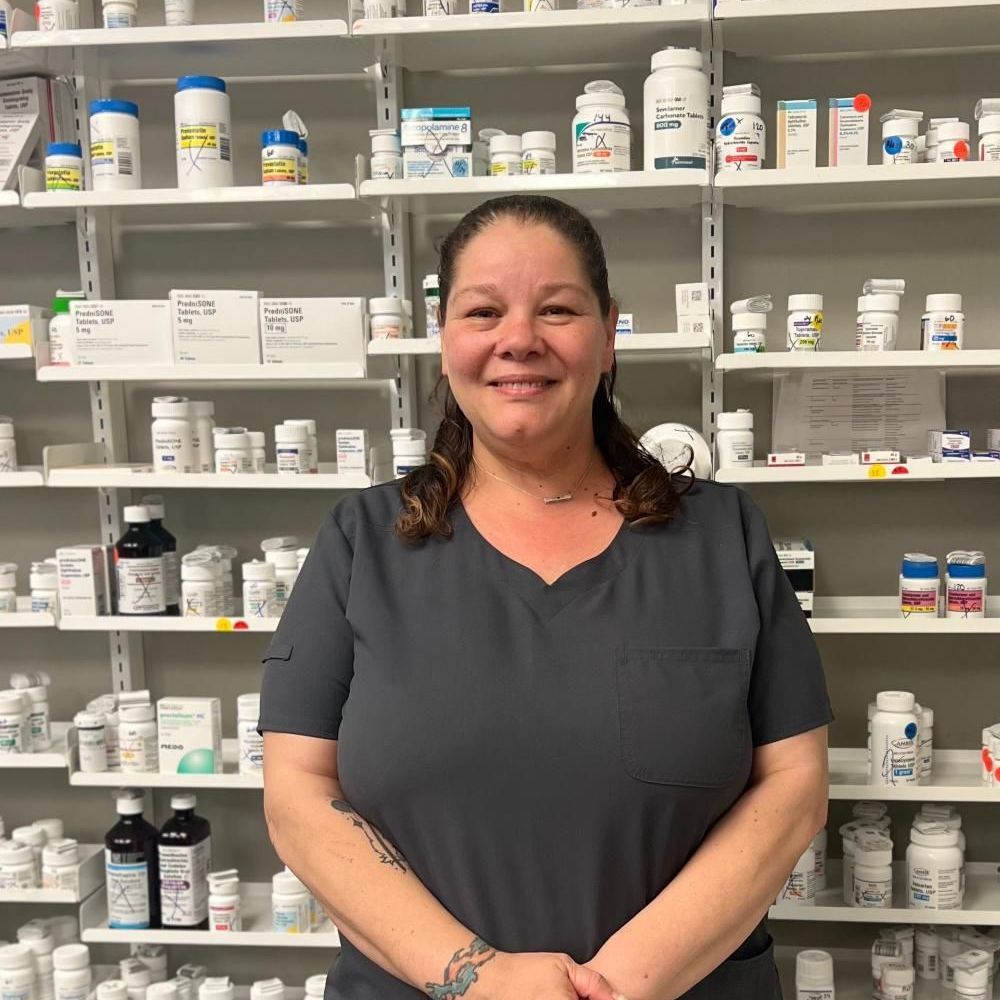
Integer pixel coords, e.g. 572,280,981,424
452,501,633,610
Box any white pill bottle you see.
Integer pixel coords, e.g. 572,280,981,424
572,80,631,174
870,690,919,786
921,293,963,351
89,98,141,191
907,820,964,910
175,75,234,190
715,83,764,172
945,550,986,619
899,552,940,618
795,949,834,1000
786,294,823,351
715,410,753,468
643,47,709,171
732,312,766,353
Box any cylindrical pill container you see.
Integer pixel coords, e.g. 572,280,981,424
247,430,266,472
643,47,709,171
30,561,58,614
716,85,764,172
13,823,46,882
0,944,36,1000
370,130,401,180
776,844,815,905
237,694,263,774
261,130,299,186
521,130,556,174
243,560,277,618
715,410,753,468
946,550,986,619
89,99,141,191
855,293,900,351
45,143,83,191
249,982,284,1000
795,950,834,999
922,293,963,350
0,842,35,888
214,430,251,474
0,418,16,473
573,80,630,174
96,982,128,1000
35,0,79,29
881,964,914,1000
264,0,302,22
283,419,318,472
145,981,177,1000
164,0,194,24
978,114,1000,161
881,115,920,164
74,710,107,772
304,977,326,1000
732,312,766,353
24,684,51,751
918,705,934,783
189,400,215,472
900,553,940,618
175,76,233,190
118,702,158,773
915,927,940,980
274,424,309,474
852,830,893,907
424,274,440,338
811,827,827,891
182,552,221,617
102,0,137,27
489,134,522,176
937,121,971,163
391,429,428,478
787,294,823,351
369,297,407,339
0,691,24,753
208,871,241,931
199,981,234,1000
908,821,964,909
271,872,310,933
870,689,919,786
0,562,16,613
151,396,195,473
42,839,80,893
53,944,91,1000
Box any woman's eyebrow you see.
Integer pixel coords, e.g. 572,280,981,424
452,283,500,300
453,281,588,300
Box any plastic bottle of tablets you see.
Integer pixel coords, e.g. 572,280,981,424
880,111,921,165
102,0,136,26
952,952,992,1000
283,420,318,472
208,870,241,931
0,562,15,613
175,76,233,189
74,710,108,772
7,691,32,754
165,0,194,24
159,794,211,929
915,926,940,979
489,134,522,176
900,553,939,618
0,418,16,473
937,121,971,163
30,562,58,614
12,824,46,882
391,428,428,478
45,143,84,191
264,0,302,21
266,552,298,613
116,506,165,615
19,923,54,1000
274,424,310,474
795,949,834,1000
0,944,37,1000
922,295,964,351
787,294,823,351
199,980,234,1000
304,977,326,1000
0,692,24,753
261,130,299,185
245,431,265,472
369,297,407,339
24,685,51,751
573,80,631,174
881,964,914,1000
181,553,221,617
272,872,310,933
237,693,263,774
370,130,402,180
522,131,556,175
716,84,764,172
53,943,91,1000
732,312,766,353
908,820,963,909
810,827,827,891
105,789,161,929
151,397,195,473
978,115,1000,161
871,690,919,786
918,706,934,783
855,293,900,351
243,561,277,618
644,48,709,171
35,0,79,29
716,410,753,468
213,429,251,474
777,845,815,905
90,99,141,191
0,842,35,887
96,982,128,1000
852,829,893,907
189,402,215,472
423,274,441,338
946,550,986,618
147,984,178,1000
119,703,158,772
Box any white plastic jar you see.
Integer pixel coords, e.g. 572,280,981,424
489,134,523,176
870,690,919,786
881,964,914,1000
274,424,310,474
283,420,318,472
237,694,263,774
42,839,80,893
0,418,16,473
922,293,963,351
165,0,195,24
29,561,57,615
715,84,764,172
716,410,753,468
265,549,298,612
915,926,940,980
102,0,136,27
24,684,52,751
53,944,91,1000
811,827,827,891
45,143,84,191
264,0,302,21
175,76,233,189
795,950,834,1000
369,130,402,180
303,977,326,1000
787,294,823,351
182,552,222,617
261,130,299,186
89,99,141,191
118,702,158,773
189,401,215,472
8,691,33,755
643,47,709,171
978,114,1000,162
732,312,766,353
13,824,46,882
952,953,992,1000
937,121,971,163
881,113,921,165
74,710,108,772
0,562,15,613
152,397,195,473
521,131,556,175
35,0,79,29
855,293,900,351
0,842,35,888
776,844,815,905
946,550,986,618
0,692,24,754
199,980,234,1000
247,431,266,472
214,429,252,474
424,274,440,338
369,297,407,339
243,560,277,618
852,830,893,907
208,870,241,931
250,982,284,1000
391,428,428,478
18,922,54,1000
0,944,36,1000
272,872,310,933
918,706,934,783
573,80,631,174
900,552,940,618
908,820,964,909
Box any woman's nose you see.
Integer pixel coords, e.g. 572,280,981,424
494,311,545,359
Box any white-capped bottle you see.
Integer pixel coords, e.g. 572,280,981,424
119,702,158,773
573,80,630,174
42,839,80,893
237,694,263,775
644,47,709,171
243,561,277,618
521,131,556,175
24,685,51,751
852,829,893,907
787,294,823,351
0,416,17,473
207,870,241,931
17,922,55,1000
29,561,58,615
53,944,91,1000
0,562,16,613
716,83,764,172
855,293,900,351
189,402,215,472
274,424,310,475
151,397,195,473
921,294,963,351
283,420,318,472
214,429,252,474
908,820,964,909
880,964,914,1000
181,552,222,618
271,872,310,933
0,944,37,1000
795,949,834,1000
369,129,402,180
199,981,233,1000
870,690,919,786
732,312,766,353
776,844,815,905
715,410,753,468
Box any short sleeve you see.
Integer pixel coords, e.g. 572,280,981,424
258,507,356,741
739,491,834,747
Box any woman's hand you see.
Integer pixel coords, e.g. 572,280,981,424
479,951,627,1000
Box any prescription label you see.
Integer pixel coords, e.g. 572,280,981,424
106,852,152,928
179,124,218,150
90,140,115,166
900,587,938,614
262,157,297,184
947,584,984,616
45,166,81,191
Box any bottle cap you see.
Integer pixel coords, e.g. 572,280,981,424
115,788,146,815
489,134,522,156
123,505,151,524
120,703,154,723
274,424,308,444
139,494,166,519
53,943,90,971
576,80,626,111
876,690,916,712
265,550,298,570
284,419,316,435
97,982,129,1000
171,793,197,811
90,98,139,118
248,431,265,449
260,536,299,553
859,293,900,312
272,870,306,893
190,401,214,417
262,129,300,148
910,819,960,846
11,825,46,847
901,553,938,578
208,869,239,892
882,965,914,987
215,431,251,450
788,293,823,311
151,397,191,419
522,130,556,149
717,410,753,431
0,944,33,969
304,976,327,997
732,312,767,331
925,293,962,312
47,142,83,158
795,950,833,986
199,979,235,1000
650,46,702,72
243,560,276,582
0,842,33,864
177,75,226,94
147,983,179,1000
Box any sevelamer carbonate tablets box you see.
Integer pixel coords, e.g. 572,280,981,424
157,697,223,774
169,290,261,365
71,300,173,365
259,298,366,369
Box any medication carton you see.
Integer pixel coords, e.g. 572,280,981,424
170,290,261,365
71,300,173,366
157,697,223,774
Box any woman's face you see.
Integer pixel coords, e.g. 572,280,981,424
441,218,616,457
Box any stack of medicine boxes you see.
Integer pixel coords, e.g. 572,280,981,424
775,540,816,618
401,107,472,179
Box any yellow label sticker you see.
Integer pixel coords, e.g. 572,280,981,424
45,167,82,191
179,124,219,150
0,320,31,345
262,157,297,183
867,464,887,479
90,140,114,161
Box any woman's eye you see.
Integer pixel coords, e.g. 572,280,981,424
467,308,498,319
542,306,575,316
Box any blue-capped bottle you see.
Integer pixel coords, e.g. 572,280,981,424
899,552,939,619
945,550,986,620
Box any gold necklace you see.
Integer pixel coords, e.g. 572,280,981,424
473,451,597,505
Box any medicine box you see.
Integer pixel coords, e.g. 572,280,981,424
259,298,367,369
71,300,173,366
861,449,901,465
170,290,261,365
928,429,971,461
675,282,710,317
55,545,110,617
0,305,50,348
0,77,74,146
157,697,223,774
821,452,860,466
615,314,634,336
776,100,817,169
829,96,870,167
400,107,473,151
774,540,815,618
403,150,472,180
767,451,806,467
678,314,712,339
336,429,370,474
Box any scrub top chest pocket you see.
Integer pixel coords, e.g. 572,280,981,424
615,646,752,788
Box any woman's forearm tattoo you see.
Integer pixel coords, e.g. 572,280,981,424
330,799,408,873
425,937,497,999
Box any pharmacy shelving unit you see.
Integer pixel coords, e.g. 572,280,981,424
0,467,45,487
0,722,72,767
0,843,104,904
807,596,1000,632
57,616,279,632
717,464,1000,484
0,598,56,628
717,349,1000,374
827,749,994,802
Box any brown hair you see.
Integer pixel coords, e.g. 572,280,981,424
395,195,690,542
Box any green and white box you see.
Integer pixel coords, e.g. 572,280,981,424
157,697,223,774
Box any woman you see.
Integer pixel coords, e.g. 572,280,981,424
260,195,831,1000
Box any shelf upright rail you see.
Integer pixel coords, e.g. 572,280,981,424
69,44,146,694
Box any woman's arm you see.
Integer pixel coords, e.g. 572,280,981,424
585,727,828,1000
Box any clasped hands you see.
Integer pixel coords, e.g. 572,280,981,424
481,950,630,1000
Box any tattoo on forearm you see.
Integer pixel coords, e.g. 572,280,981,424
424,937,497,999
330,799,408,872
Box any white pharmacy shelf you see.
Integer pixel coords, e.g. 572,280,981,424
0,467,44,487
81,883,342,948
10,20,361,80
37,362,380,383
47,463,371,491
70,739,261,790
0,597,56,629
0,343,34,361
717,349,1000,374
714,0,1000,57
360,170,709,215
769,862,1000,926
0,723,71,769
716,163,1000,213
809,596,1000,633
355,4,707,70
57,615,278,633
717,463,1000,485
0,844,103,904
828,748,997,802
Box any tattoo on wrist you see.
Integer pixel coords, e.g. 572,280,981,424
330,799,408,873
425,937,497,999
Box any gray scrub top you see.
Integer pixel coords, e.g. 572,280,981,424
259,479,832,1000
